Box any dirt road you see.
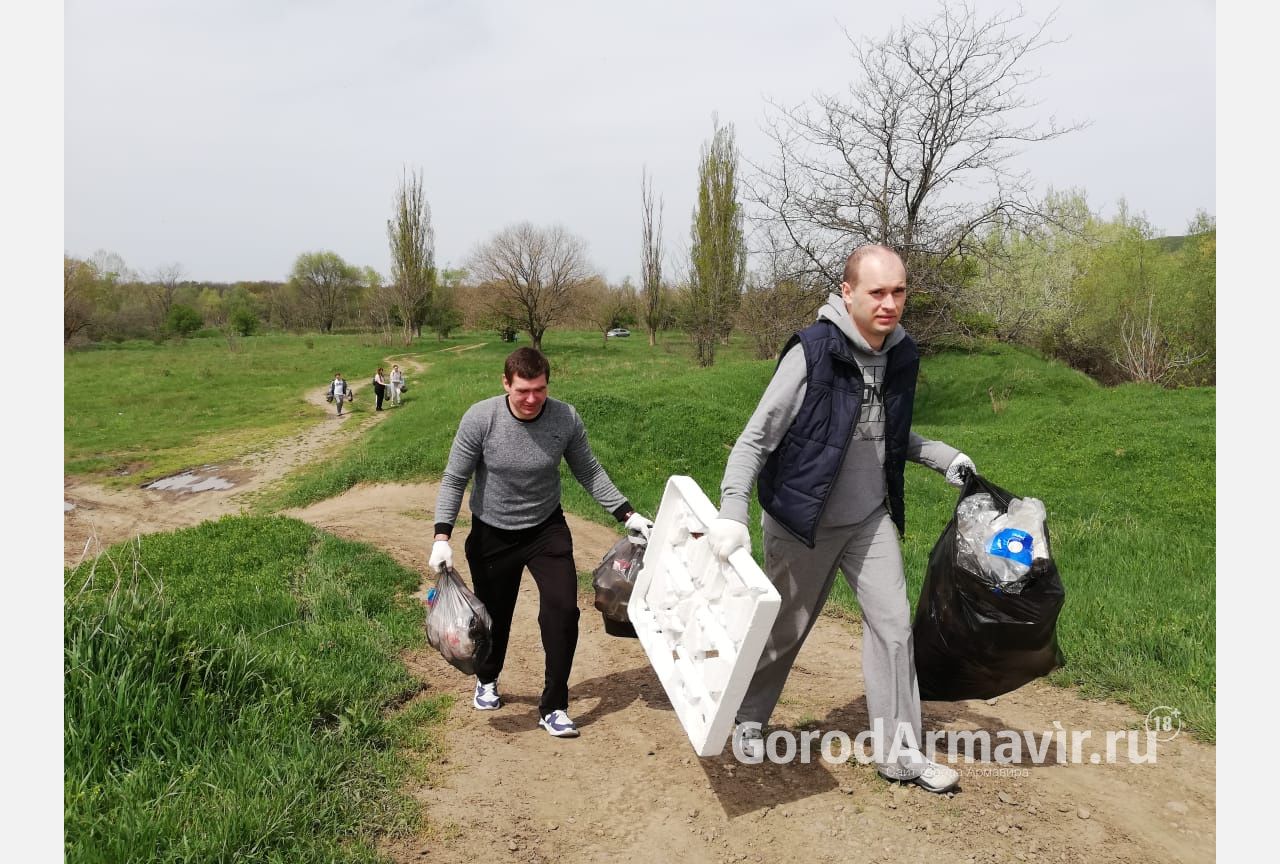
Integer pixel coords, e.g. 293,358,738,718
63,362,1216,864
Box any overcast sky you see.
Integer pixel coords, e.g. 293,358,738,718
61,0,1216,285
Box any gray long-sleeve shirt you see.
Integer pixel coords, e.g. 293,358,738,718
433,395,630,535
719,294,960,528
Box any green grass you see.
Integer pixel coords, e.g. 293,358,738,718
64,332,412,486
64,516,447,863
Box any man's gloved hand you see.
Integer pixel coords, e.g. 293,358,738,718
707,518,750,561
625,511,654,540
429,539,453,572
944,453,976,487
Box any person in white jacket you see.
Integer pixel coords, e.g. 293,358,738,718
328,373,349,416
389,365,405,406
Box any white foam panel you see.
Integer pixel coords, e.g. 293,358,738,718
630,476,780,757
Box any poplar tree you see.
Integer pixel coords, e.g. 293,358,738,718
640,167,666,346
387,167,436,345
688,118,746,367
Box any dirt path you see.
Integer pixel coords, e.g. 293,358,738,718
63,355,431,568
62,360,1216,864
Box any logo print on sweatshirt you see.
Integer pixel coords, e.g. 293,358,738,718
858,364,887,442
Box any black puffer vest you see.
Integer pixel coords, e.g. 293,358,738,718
757,319,919,547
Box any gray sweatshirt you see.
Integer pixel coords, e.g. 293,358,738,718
433,395,630,535
719,294,960,528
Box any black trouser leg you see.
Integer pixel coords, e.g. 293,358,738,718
524,521,579,715
467,526,524,688
465,515,579,716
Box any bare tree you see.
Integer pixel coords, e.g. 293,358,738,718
287,251,362,333
148,263,185,322
736,227,830,359
387,168,436,345
361,266,399,343
640,167,666,346
749,0,1083,342
1115,296,1209,385
469,223,596,351
587,277,638,346
688,117,746,367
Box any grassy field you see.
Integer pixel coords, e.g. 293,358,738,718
64,328,1215,858
64,516,448,863
64,333,404,484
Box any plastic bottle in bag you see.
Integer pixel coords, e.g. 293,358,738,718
425,566,492,675
954,493,1049,590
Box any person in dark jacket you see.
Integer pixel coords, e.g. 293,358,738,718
706,245,975,792
373,367,387,411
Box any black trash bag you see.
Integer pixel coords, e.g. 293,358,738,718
912,471,1066,701
425,565,493,675
592,534,647,638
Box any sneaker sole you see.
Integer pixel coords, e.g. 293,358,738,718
473,699,501,710
538,721,580,738
913,772,960,794
878,768,959,794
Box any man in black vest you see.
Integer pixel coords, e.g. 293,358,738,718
707,245,974,792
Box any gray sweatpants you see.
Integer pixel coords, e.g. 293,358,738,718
737,507,923,766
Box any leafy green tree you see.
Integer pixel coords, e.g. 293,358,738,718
229,305,258,337
197,286,225,327
77,250,149,342
421,267,463,340
1056,202,1213,386
688,117,746,367
166,303,203,338
64,255,101,345
965,188,1101,345
1175,215,1215,383
288,251,362,333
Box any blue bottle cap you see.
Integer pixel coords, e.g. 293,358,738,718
987,528,1034,567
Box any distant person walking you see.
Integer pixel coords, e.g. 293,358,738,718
389,364,405,407
373,367,387,411
329,373,349,416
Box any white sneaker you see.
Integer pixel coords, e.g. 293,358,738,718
538,709,580,738
473,679,501,710
877,748,959,793
914,758,960,793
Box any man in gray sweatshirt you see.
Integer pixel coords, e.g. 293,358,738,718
430,347,653,739
706,245,974,792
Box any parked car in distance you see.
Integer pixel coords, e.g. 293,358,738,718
607,327,631,338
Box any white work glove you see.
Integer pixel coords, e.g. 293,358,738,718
944,453,976,487
625,511,653,540
429,539,454,572
707,518,750,561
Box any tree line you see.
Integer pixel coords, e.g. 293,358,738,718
64,1,1214,387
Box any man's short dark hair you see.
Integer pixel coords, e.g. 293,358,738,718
504,347,551,383
843,244,903,287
